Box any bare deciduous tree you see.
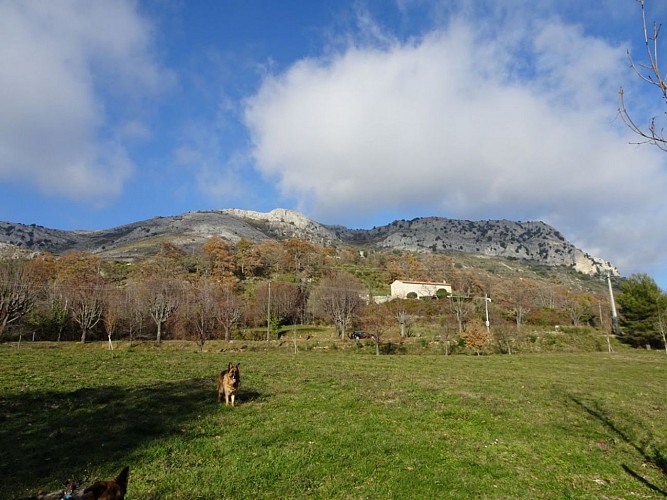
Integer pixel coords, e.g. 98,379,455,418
502,280,537,332
146,278,180,343
449,294,475,333
437,312,458,356
124,281,147,344
270,281,305,328
69,283,104,343
361,304,390,355
311,271,364,339
656,304,667,354
493,326,515,355
565,292,591,327
183,279,219,351
46,282,70,342
102,287,126,349
619,0,667,151
395,308,413,337
0,260,36,336
217,285,244,342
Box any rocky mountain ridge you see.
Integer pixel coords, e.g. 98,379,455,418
0,208,617,276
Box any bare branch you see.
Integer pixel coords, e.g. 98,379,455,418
620,0,667,150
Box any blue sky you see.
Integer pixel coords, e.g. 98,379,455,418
3,0,667,287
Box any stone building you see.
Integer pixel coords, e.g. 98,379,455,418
390,279,452,299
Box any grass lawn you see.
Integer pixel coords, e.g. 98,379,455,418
1,342,665,499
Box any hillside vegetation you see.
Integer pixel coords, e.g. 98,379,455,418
0,231,626,354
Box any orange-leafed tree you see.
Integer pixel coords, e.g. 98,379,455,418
234,238,263,279
202,237,236,278
282,239,321,276
460,319,491,355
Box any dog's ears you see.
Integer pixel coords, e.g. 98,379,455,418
236,362,240,368
82,466,129,499
115,466,129,494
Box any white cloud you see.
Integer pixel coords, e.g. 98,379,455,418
119,120,153,142
0,0,169,203
244,16,667,275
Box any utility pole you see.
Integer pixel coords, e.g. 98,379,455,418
484,294,491,332
599,302,614,352
266,281,271,348
606,273,621,335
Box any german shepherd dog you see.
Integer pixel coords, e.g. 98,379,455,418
18,466,129,500
217,362,240,406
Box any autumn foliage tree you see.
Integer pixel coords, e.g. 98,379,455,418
460,319,491,355
0,226,642,352
202,237,236,278
234,238,263,278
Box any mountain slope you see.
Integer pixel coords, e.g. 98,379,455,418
329,216,614,276
0,208,617,276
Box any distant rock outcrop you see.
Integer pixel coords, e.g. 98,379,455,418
329,217,616,276
221,208,337,244
0,209,618,276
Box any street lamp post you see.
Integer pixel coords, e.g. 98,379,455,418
484,294,491,332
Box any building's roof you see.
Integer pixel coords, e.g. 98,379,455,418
392,280,449,286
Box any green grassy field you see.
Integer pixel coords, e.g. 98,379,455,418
1,343,665,499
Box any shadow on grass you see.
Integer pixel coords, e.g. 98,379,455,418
237,388,262,403
570,396,667,496
380,341,408,355
0,377,216,495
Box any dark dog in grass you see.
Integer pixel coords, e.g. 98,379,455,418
18,466,129,500
217,362,240,406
